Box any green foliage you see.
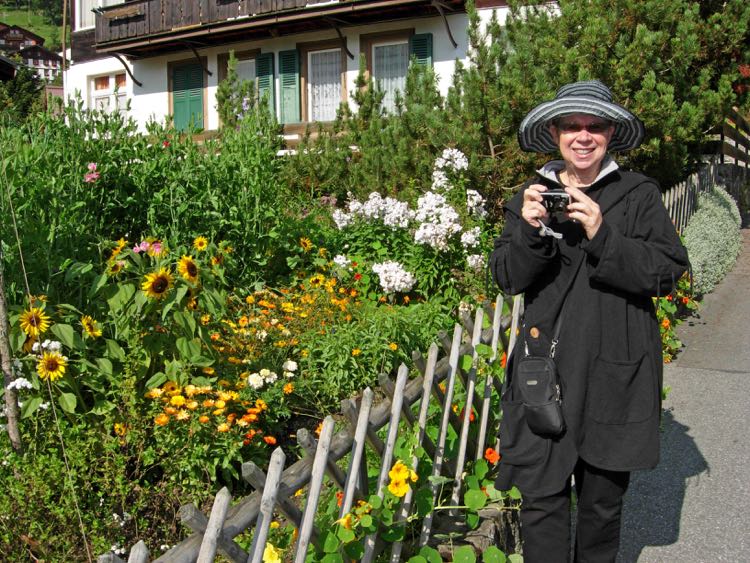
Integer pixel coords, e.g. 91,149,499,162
683,184,742,295
0,64,44,122
215,51,256,130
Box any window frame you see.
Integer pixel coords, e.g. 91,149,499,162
89,71,128,113
167,57,208,131
298,38,347,124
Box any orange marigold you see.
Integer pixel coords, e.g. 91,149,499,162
264,435,277,445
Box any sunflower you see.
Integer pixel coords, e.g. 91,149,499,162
178,255,199,283
141,268,174,300
193,236,209,252
81,315,102,338
107,260,127,277
37,351,67,381
19,307,51,338
299,237,313,252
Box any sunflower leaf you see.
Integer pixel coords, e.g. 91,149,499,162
58,392,77,413
50,323,83,351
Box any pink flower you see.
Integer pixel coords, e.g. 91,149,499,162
84,162,100,183
150,242,163,256
133,241,150,254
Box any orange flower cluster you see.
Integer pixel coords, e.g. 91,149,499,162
147,381,272,442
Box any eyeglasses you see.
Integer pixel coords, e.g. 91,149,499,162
556,120,612,134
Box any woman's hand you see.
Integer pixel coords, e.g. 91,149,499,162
565,186,602,239
521,184,550,228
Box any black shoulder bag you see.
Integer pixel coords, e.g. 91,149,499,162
515,308,567,437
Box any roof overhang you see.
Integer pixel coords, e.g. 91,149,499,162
95,0,465,59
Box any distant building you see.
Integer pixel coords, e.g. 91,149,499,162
0,22,62,81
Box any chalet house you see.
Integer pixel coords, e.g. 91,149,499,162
0,23,63,81
65,0,509,136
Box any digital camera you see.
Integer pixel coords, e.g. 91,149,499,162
540,190,571,213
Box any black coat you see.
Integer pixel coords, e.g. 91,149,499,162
490,168,689,497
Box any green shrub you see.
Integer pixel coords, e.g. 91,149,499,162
683,185,742,294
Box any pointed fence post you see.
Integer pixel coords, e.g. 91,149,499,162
127,540,150,563
476,297,505,461
197,487,233,563
294,416,335,562
247,447,286,563
340,388,374,517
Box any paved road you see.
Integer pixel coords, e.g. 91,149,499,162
617,226,750,562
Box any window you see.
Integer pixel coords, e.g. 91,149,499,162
360,30,433,114
78,0,119,30
372,41,408,113
298,39,347,123
307,48,342,122
170,61,204,131
91,72,128,113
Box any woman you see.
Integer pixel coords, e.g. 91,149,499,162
490,80,688,562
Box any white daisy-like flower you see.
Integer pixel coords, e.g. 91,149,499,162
282,360,298,372
467,254,485,272
247,372,264,390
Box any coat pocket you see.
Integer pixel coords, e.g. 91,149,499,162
587,354,654,424
499,400,549,466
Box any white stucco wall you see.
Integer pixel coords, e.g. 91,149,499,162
64,6,510,132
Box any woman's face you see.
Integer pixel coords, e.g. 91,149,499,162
549,114,614,175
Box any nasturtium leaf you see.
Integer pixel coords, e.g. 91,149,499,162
474,459,489,480
407,556,427,563
320,554,344,563
336,526,355,543
359,514,373,528
508,486,522,500
322,531,340,553
381,526,404,542
508,554,523,563
475,343,493,358
453,546,477,563
343,542,364,560
465,475,480,491
484,484,503,501
58,392,77,413
483,546,507,563
368,495,382,509
465,489,487,511
419,546,442,563
466,510,480,529
460,354,474,371
415,487,434,517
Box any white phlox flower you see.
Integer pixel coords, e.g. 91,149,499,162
381,197,412,229
333,254,349,268
461,227,482,249
282,360,298,372
413,192,463,251
7,377,33,391
372,261,416,293
332,209,352,229
434,148,469,172
431,169,451,192
467,254,486,272
466,189,487,218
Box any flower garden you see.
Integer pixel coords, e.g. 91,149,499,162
2,1,747,557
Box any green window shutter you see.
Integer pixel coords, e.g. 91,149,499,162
172,63,204,131
255,52,275,116
278,49,300,124
409,33,433,67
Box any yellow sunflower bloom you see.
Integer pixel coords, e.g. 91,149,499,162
141,268,174,300
81,315,102,338
19,307,51,338
299,237,313,252
178,255,199,283
193,236,209,252
107,260,127,277
37,351,67,381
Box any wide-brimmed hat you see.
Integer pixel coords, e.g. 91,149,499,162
518,80,645,153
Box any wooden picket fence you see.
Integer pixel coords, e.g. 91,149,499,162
98,294,523,563
661,160,718,234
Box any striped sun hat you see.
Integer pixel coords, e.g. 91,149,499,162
518,80,645,153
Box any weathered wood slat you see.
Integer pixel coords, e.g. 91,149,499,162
98,554,125,563
390,343,439,562
247,447,286,563
178,503,248,563
342,396,385,458
362,364,409,563
340,387,374,517
476,295,505,461
197,487,232,563
127,541,150,563
419,324,462,546
451,309,483,508
294,416,335,561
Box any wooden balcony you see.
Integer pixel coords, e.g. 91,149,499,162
94,0,465,58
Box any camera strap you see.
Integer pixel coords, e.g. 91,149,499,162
538,223,563,239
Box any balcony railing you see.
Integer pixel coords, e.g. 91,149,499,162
95,0,340,46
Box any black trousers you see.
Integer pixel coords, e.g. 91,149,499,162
519,458,630,563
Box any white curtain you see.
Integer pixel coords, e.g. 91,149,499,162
309,49,341,122
79,0,96,28
236,59,256,84
373,42,408,113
